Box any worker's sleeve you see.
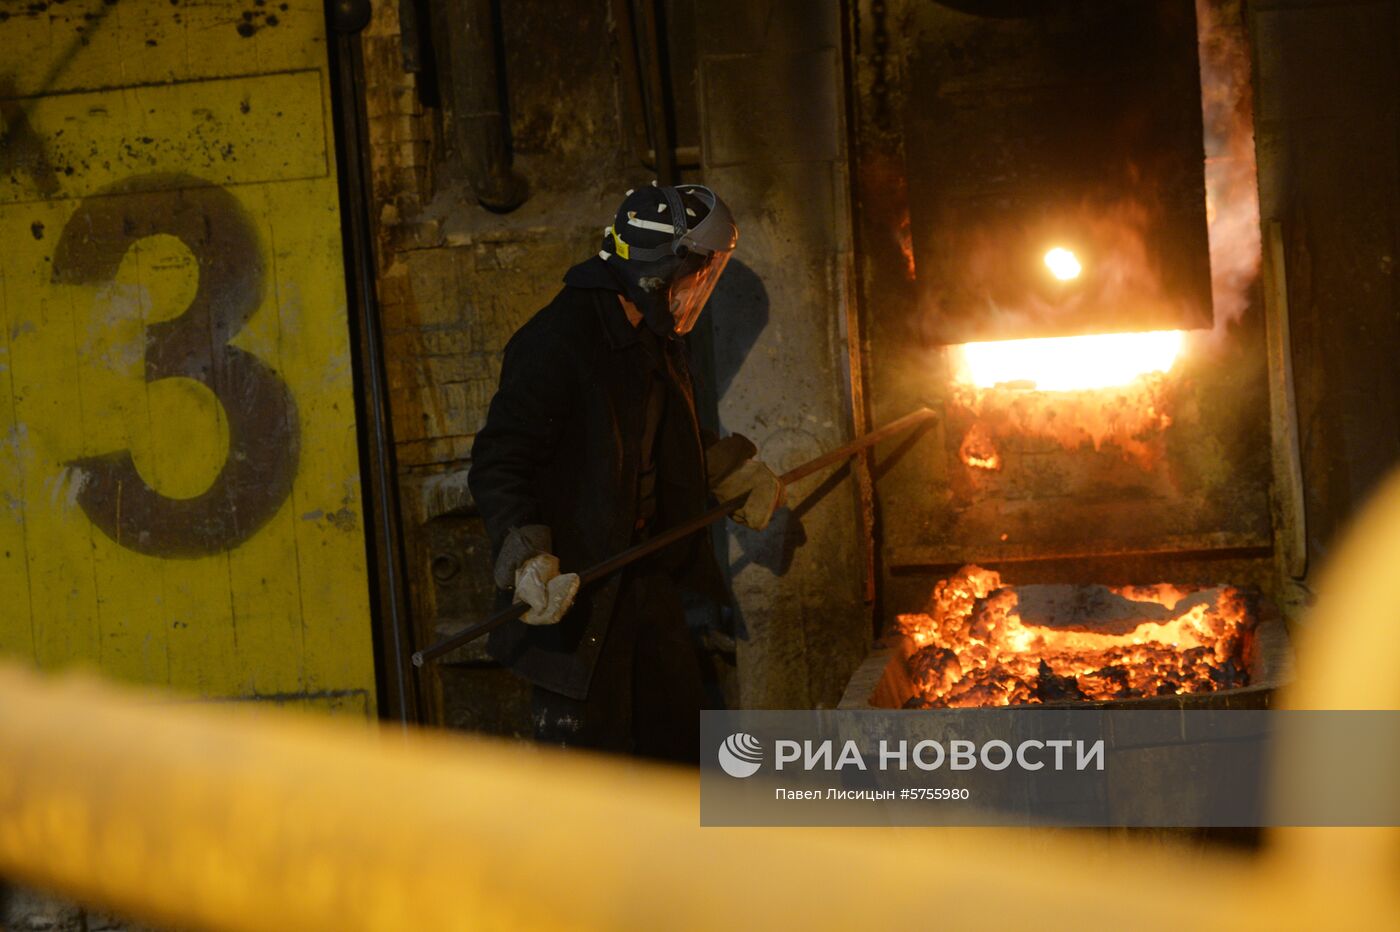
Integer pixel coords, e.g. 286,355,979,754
468,323,575,558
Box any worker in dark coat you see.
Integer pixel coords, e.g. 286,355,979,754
468,183,781,762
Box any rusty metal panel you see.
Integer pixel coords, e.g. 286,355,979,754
0,0,376,712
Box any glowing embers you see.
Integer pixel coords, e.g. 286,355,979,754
958,422,1001,472
896,566,1252,708
956,330,1185,392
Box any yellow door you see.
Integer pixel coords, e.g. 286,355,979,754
0,0,376,715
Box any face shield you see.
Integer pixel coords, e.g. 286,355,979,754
601,184,738,339
667,185,738,336
669,249,732,335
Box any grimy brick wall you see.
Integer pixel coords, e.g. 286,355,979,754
361,1,669,725
360,0,874,724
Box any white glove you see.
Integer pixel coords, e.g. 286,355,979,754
513,553,580,626
712,459,784,531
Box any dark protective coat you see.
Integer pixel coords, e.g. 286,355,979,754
468,267,723,700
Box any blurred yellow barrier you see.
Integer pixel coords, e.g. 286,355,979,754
0,474,1398,930
0,668,1390,930
1270,469,1400,886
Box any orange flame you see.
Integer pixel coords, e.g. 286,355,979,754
897,212,916,281
954,373,1173,471
958,422,1002,471
896,566,1251,707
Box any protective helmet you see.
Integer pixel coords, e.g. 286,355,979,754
600,183,738,339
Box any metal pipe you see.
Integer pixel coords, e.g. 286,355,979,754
635,0,676,184
610,0,700,174
326,11,421,725
413,407,939,665
398,0,428,74
609,0,653,169
441,0,528,212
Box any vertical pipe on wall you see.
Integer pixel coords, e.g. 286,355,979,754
838,0,879,615
610,0,656,171
636,0,677,184
611,0,701,174
327,3,421,726
439,0,529,212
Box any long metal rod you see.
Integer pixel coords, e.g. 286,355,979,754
412,407,937,666
327,18,419,724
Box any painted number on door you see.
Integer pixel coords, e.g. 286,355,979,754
52,173,300,557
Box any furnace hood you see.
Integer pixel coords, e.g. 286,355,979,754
904,0,1215,344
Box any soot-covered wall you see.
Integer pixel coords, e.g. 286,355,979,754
1250,0,1400,589
361,0,871,725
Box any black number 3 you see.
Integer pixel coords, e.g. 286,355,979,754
52,173,300,557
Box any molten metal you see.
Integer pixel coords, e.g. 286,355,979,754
897,566,1251,708
956,330,1184,392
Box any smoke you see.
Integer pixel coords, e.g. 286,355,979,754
1196,0,1262,339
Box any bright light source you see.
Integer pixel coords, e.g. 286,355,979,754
958,330,1185,392
1043,247,1082,281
